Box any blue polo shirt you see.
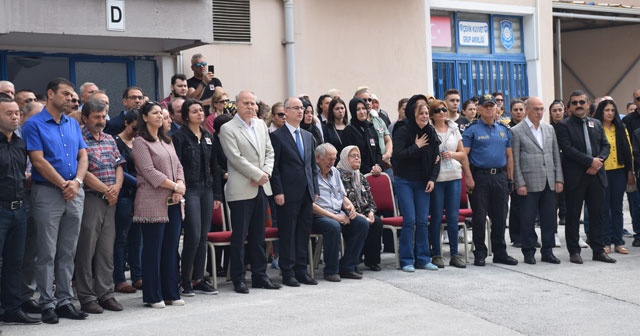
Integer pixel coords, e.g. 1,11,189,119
22,107,87,183
462,118,510,169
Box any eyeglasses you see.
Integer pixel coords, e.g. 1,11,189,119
570,100,587,106
276,113,285,118
362,98,373,102
193,62,207,68
71,98,79,104
25,98,36,104
348,154,361,159
433,107,448,113
128,95,144,100
635,97,640,102
286,106,305,111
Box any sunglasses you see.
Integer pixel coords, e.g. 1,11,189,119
276,113,285,118
215,99,230,104
362,98,373,102
433,107,448,113
570,100,587,106
635,97,640,102
71,98,79,104
193,62,207,68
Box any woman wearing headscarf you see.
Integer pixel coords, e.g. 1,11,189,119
342,97,382,175
337,145,383,271
391,94,441,272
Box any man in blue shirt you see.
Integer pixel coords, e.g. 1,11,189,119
462,94,517,267
22,78,89,324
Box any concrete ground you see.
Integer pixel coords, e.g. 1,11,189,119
3,218,640,335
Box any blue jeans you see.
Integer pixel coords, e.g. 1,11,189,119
312,214,368,275
603,169,627,246
140,205,182,304
0,207,27,312
113,196,142,284
181,182,213,283
394,177,432,267
429,179,461,257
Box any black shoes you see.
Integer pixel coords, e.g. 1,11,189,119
282,277,300,287
295,274,318,285
252,277,282,290
570,253,583,264
524,255,536,265
593,252,617,263
2,310,41,325
541,254,561,264
21,299,41,314
493,255,518,265
365,263,382,271
233,281,250,294
56,303,88,320
474,258,486,266
339,271,362,280
633,238,640,247
41,308,58,324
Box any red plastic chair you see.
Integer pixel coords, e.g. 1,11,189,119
365,172,403,269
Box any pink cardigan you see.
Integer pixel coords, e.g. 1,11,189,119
132,136,184,223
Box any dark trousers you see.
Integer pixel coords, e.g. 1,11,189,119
140,205,181,304
114,197,142,284
362,215,383,265
181,182,214,284
565,175,605,255
276,191,312,278
508,189,521,244
0,207,27,312
519,185,556,257
228,188,268,283
469,171,508,258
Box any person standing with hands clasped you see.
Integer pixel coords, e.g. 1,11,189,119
392,94,441,272
132,101,186,308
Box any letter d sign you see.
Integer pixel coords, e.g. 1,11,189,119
107,0,125,31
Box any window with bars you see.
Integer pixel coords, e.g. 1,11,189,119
212,0,251,43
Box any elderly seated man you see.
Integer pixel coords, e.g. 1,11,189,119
312,143,368,282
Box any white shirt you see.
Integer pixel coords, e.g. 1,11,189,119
236,114,259,146
285,122,303,152
524,117,543,148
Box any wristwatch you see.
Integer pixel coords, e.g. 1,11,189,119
74,178,84,188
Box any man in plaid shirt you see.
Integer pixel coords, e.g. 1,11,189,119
75,98,125,314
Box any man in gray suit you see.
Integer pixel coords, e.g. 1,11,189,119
511,96,564,264
220,91,281,294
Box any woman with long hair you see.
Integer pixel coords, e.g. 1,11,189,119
316,94,332,123
301,98,323,148
427,99,472,269
593,99,634,254
204,89,229,134
113,110,143,293
132,101,185,308
392,95,441,272
172,99,222,296
322,97,349,155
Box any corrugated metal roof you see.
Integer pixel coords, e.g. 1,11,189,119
553,1,639,10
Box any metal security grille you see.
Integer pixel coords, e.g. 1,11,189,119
212,0,251,43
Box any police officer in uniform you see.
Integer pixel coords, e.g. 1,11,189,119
462,94,518,266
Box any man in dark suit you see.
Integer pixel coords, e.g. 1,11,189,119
104,86,144,136
555,90,615,264
270,97,319,287
219,91,281,294
511,96,564,264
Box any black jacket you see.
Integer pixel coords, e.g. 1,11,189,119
342,97,382,174
172,126,221,200
391,94,441,183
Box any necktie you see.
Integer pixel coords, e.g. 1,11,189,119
583,118,592,156
295,129,304,160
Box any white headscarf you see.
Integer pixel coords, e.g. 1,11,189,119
337,145,364,208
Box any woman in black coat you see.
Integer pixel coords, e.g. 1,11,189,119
342,97,382,175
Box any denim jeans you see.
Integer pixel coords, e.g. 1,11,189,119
394,177,432,267
181,182,213,284
113,196,142,284
429,179,461,257
0,207,27,312
312,214,368,275
603,169,627,246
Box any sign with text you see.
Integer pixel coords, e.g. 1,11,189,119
431,16,452,48
107,0,125,31
458,21,488,47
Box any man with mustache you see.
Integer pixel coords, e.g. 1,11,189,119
75,98,126,313
555,90,615,264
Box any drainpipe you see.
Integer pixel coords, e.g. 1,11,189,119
283,0,296,97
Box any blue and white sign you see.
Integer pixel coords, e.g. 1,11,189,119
500,20,514,50
458,21,489,47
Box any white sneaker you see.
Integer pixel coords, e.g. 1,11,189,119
165,299,185,306
146,301,165,309
443,233,450,244
578,237,588,248
554,234,561,247
458,229,472,244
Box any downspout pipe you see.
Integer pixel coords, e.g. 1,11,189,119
283,0,296,97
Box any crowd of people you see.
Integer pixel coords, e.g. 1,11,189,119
2,53,640,325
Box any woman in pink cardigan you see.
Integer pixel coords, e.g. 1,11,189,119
132,101,186,308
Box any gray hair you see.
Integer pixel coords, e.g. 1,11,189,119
191,53,204,63
236,90,256,102
315,143,337,159
81,98,107,118
283,97,301,108
79,82,97,95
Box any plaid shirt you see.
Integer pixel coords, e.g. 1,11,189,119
82,127,125,189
